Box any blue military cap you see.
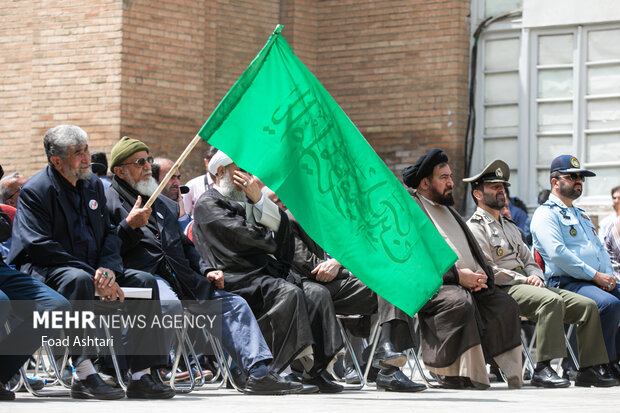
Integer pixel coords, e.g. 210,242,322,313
549,155,596,177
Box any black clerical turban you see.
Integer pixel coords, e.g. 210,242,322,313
402,148,449,189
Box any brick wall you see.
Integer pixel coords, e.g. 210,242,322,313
317,0,471,204
1,0,471,204
0,0,123,177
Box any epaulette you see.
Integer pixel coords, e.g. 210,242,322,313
470,213,483,222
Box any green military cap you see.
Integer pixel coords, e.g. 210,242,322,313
463,159,511,187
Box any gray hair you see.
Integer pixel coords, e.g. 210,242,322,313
0,172,21,203
43,125,88,162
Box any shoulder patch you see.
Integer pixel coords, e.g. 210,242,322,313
470,214,483,222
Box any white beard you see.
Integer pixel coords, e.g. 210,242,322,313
219,171,246,202
124,168,159,197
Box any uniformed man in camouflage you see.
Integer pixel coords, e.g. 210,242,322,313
465,160,614,388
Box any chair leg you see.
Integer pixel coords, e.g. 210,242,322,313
361,321,381,388
521,330,536,378
19,346,72,397
409,348,441,389
564,324,580,370
202,328,245,392
169,325,195,393
102,323,128,391
336,317,365,390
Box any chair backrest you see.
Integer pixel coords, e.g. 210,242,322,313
533,249,545,273
185,220,194,243
0,204,17,225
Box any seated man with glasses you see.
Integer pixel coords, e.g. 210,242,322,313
531,154,620,383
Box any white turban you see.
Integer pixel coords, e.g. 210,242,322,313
208,150,233,176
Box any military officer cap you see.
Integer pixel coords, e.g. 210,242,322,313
463,159,510,187
549,154,596,177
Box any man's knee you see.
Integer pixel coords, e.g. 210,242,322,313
538,292,565,315
278,281,305,303
303,282,331,306
60,269,95,298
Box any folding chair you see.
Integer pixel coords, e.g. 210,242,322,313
408,316,440,388
336,314,380,390
4,320,71,397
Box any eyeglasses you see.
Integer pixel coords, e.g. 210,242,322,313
558,173,586,182
119,157,153,168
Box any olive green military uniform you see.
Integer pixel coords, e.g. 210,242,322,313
467,206,608,367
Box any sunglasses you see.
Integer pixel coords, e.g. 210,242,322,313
119,157,153,168
558,173,586,182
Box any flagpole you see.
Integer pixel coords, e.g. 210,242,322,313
143,134,203,209
143,26,284,210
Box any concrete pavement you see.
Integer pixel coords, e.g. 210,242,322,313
4,382,618,412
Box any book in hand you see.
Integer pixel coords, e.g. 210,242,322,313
95,287,152,299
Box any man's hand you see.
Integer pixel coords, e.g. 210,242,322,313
232,171,262,203
593,271,617,292
206,270,225,289
458,268,488,292
311,258,341,283
94,267,116,289
126,196,152,229
96,282,125,302
526,275,544,288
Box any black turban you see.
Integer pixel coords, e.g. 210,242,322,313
402,148,449,189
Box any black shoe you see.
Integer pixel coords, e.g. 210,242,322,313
373,342,407,368
575,365,619,387
0,386,15,401
531,366,570,388
376,368,426,392
225,365,248,389
9,372,45,392
344,366,361,384
436,375,465,389
608,362,620,381
126,374,175,399
245,372,303,395
302,371,344,393
283,373,319,394
489,365,504,383
561,367,578,382
71,374,126,400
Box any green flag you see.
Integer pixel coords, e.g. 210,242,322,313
198,25,457,316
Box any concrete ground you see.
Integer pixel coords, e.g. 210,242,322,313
4,382,619,412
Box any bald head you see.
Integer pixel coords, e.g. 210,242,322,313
153,157,181,200
0,172,27,207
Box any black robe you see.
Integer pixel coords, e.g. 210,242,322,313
192,188,341,373
286,210,417,350
413,193,521,367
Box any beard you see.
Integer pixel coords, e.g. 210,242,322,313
431,186,454,206
125,168,159,197
219,170,246,202
559,180,582,200
483,191,506,210
62,163,92,181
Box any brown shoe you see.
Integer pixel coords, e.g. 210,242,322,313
436,375,465,389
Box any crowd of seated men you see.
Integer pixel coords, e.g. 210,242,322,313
1,125,619,401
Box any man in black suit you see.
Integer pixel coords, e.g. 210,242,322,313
8,125,174,400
